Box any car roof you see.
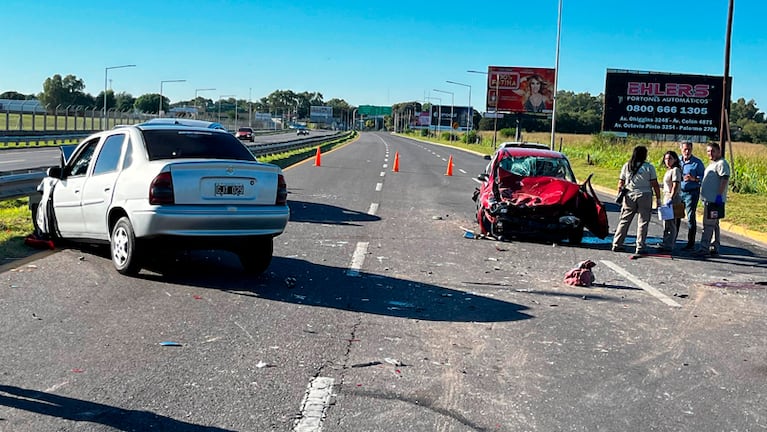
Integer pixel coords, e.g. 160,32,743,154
497,146,567,159
498,141,550,150
138,118,227,130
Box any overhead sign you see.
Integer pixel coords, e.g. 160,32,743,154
310,106,333,122
486,66,556,114
602,69,730,138
358,105,392,116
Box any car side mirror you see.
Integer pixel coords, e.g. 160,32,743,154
47,166,63,179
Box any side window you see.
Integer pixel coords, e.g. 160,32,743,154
93,134,126,175
64,139,99,177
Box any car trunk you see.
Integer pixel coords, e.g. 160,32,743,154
168,161,279,205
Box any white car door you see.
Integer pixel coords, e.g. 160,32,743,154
81,133,127,239
52,138,100,238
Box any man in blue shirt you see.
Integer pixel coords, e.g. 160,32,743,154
677,140,706,250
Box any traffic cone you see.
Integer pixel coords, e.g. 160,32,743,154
445,155,453,176
392,152,399,172
314,147,322,166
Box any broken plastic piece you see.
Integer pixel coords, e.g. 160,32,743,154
463,231,475,239
159,341,182,347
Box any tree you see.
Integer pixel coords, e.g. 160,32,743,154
115,92,136,112
134,93,165,114
0,91,30,100
730,98,763,123
39,74,90,108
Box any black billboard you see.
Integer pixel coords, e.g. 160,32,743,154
602,70,730,138
429,105,472,129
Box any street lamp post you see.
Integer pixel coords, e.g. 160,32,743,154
103,64,135,129
434,89,455,141
446,80,472,141
425,96,441,137
194,88,216,118
159,79,186,116
468,69,501,149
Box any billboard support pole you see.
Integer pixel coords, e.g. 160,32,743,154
719,0,734,156
550,0,563,150
493,74,499,150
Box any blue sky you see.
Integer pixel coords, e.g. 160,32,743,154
2,0,764,113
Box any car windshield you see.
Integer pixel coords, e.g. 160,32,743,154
498,155,576,182
142,130,256,161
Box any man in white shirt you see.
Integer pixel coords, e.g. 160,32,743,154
694,142,730,256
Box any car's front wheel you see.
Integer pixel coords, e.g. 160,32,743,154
567,226,584,245
111,216,142,275
237,236,273,275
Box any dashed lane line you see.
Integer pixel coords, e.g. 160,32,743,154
600,260,682,307
346,242,369,277
368,202,379,215
293,376,335,432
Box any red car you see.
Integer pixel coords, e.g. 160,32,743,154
472,144,608,244
235,127,255,142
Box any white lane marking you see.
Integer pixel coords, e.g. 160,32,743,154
368,203,379,215
472,178,482,184
293,376,335,432
347,242,369,277
379,171,385,177
383,163,388,169
0,159,24,164
459,169,467,174
375,183,383,191
600,260,682,307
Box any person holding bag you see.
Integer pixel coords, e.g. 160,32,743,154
694,142,730,257
612,146,662,254
656,151,683,252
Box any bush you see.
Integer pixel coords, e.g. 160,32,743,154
462,130,479,144
499,128,517,138
420,128,429,137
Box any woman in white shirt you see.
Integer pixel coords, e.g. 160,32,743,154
659,150,683,251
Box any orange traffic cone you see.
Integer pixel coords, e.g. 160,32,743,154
445,155,453,176
392,152,400,172
314,147,322,166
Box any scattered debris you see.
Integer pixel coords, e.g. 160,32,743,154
159,341,182,347
564,260,596,287
384,357,405,367
256,361,276,368
284,277,297,288
351,361,382,368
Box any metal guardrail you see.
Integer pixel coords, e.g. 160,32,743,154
0,131,353,202
0,133,91,146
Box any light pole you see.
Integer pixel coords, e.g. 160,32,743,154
425,96,441,137
434,89,454,141
446,80,472,140
194,88,215,117
103,64,135,129
468,69,501,149
159,79,186,116
218,94,236,127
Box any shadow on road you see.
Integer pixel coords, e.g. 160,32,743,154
287,200,380,225
0,385,233,431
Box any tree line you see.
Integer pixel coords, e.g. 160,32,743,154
1,73,765,143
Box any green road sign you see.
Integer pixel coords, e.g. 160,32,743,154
358,105,392,116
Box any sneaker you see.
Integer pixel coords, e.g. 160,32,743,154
635,248,647,255
611,245,626,252
709,248,719,256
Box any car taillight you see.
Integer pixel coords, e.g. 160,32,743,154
276,174,287,205
149,172,174,205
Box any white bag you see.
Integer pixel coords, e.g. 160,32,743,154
657,205,674,221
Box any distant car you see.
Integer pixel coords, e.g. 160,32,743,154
296,128,309,136
39,123,289,275
138,118,226,130
235,127,256,142
473,146,608,244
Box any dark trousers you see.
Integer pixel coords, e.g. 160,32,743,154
677,189,700,246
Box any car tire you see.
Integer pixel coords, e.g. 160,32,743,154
567,226,584,245
238,236,273,275
111,216,142,275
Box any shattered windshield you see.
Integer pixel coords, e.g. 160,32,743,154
498,155,576,182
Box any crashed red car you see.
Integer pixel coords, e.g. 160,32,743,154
472,144,608,244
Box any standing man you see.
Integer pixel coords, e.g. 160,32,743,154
677,140,706,250
694,142,730,257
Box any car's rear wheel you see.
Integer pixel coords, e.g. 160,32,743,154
237,236,273,275
111,216,142,275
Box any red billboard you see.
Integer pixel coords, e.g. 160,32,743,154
486,66,556,114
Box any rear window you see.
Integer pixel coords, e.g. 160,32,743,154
238,127,253,132
142,130,256,161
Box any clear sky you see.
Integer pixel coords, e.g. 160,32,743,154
1,0,764,112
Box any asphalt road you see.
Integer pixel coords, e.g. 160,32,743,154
1,131,766,431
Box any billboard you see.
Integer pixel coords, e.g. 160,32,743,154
486,66,556,114
310,106,333,122
428,105,472,128
602,69,730,138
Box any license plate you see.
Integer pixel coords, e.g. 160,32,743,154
215,183,244,196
